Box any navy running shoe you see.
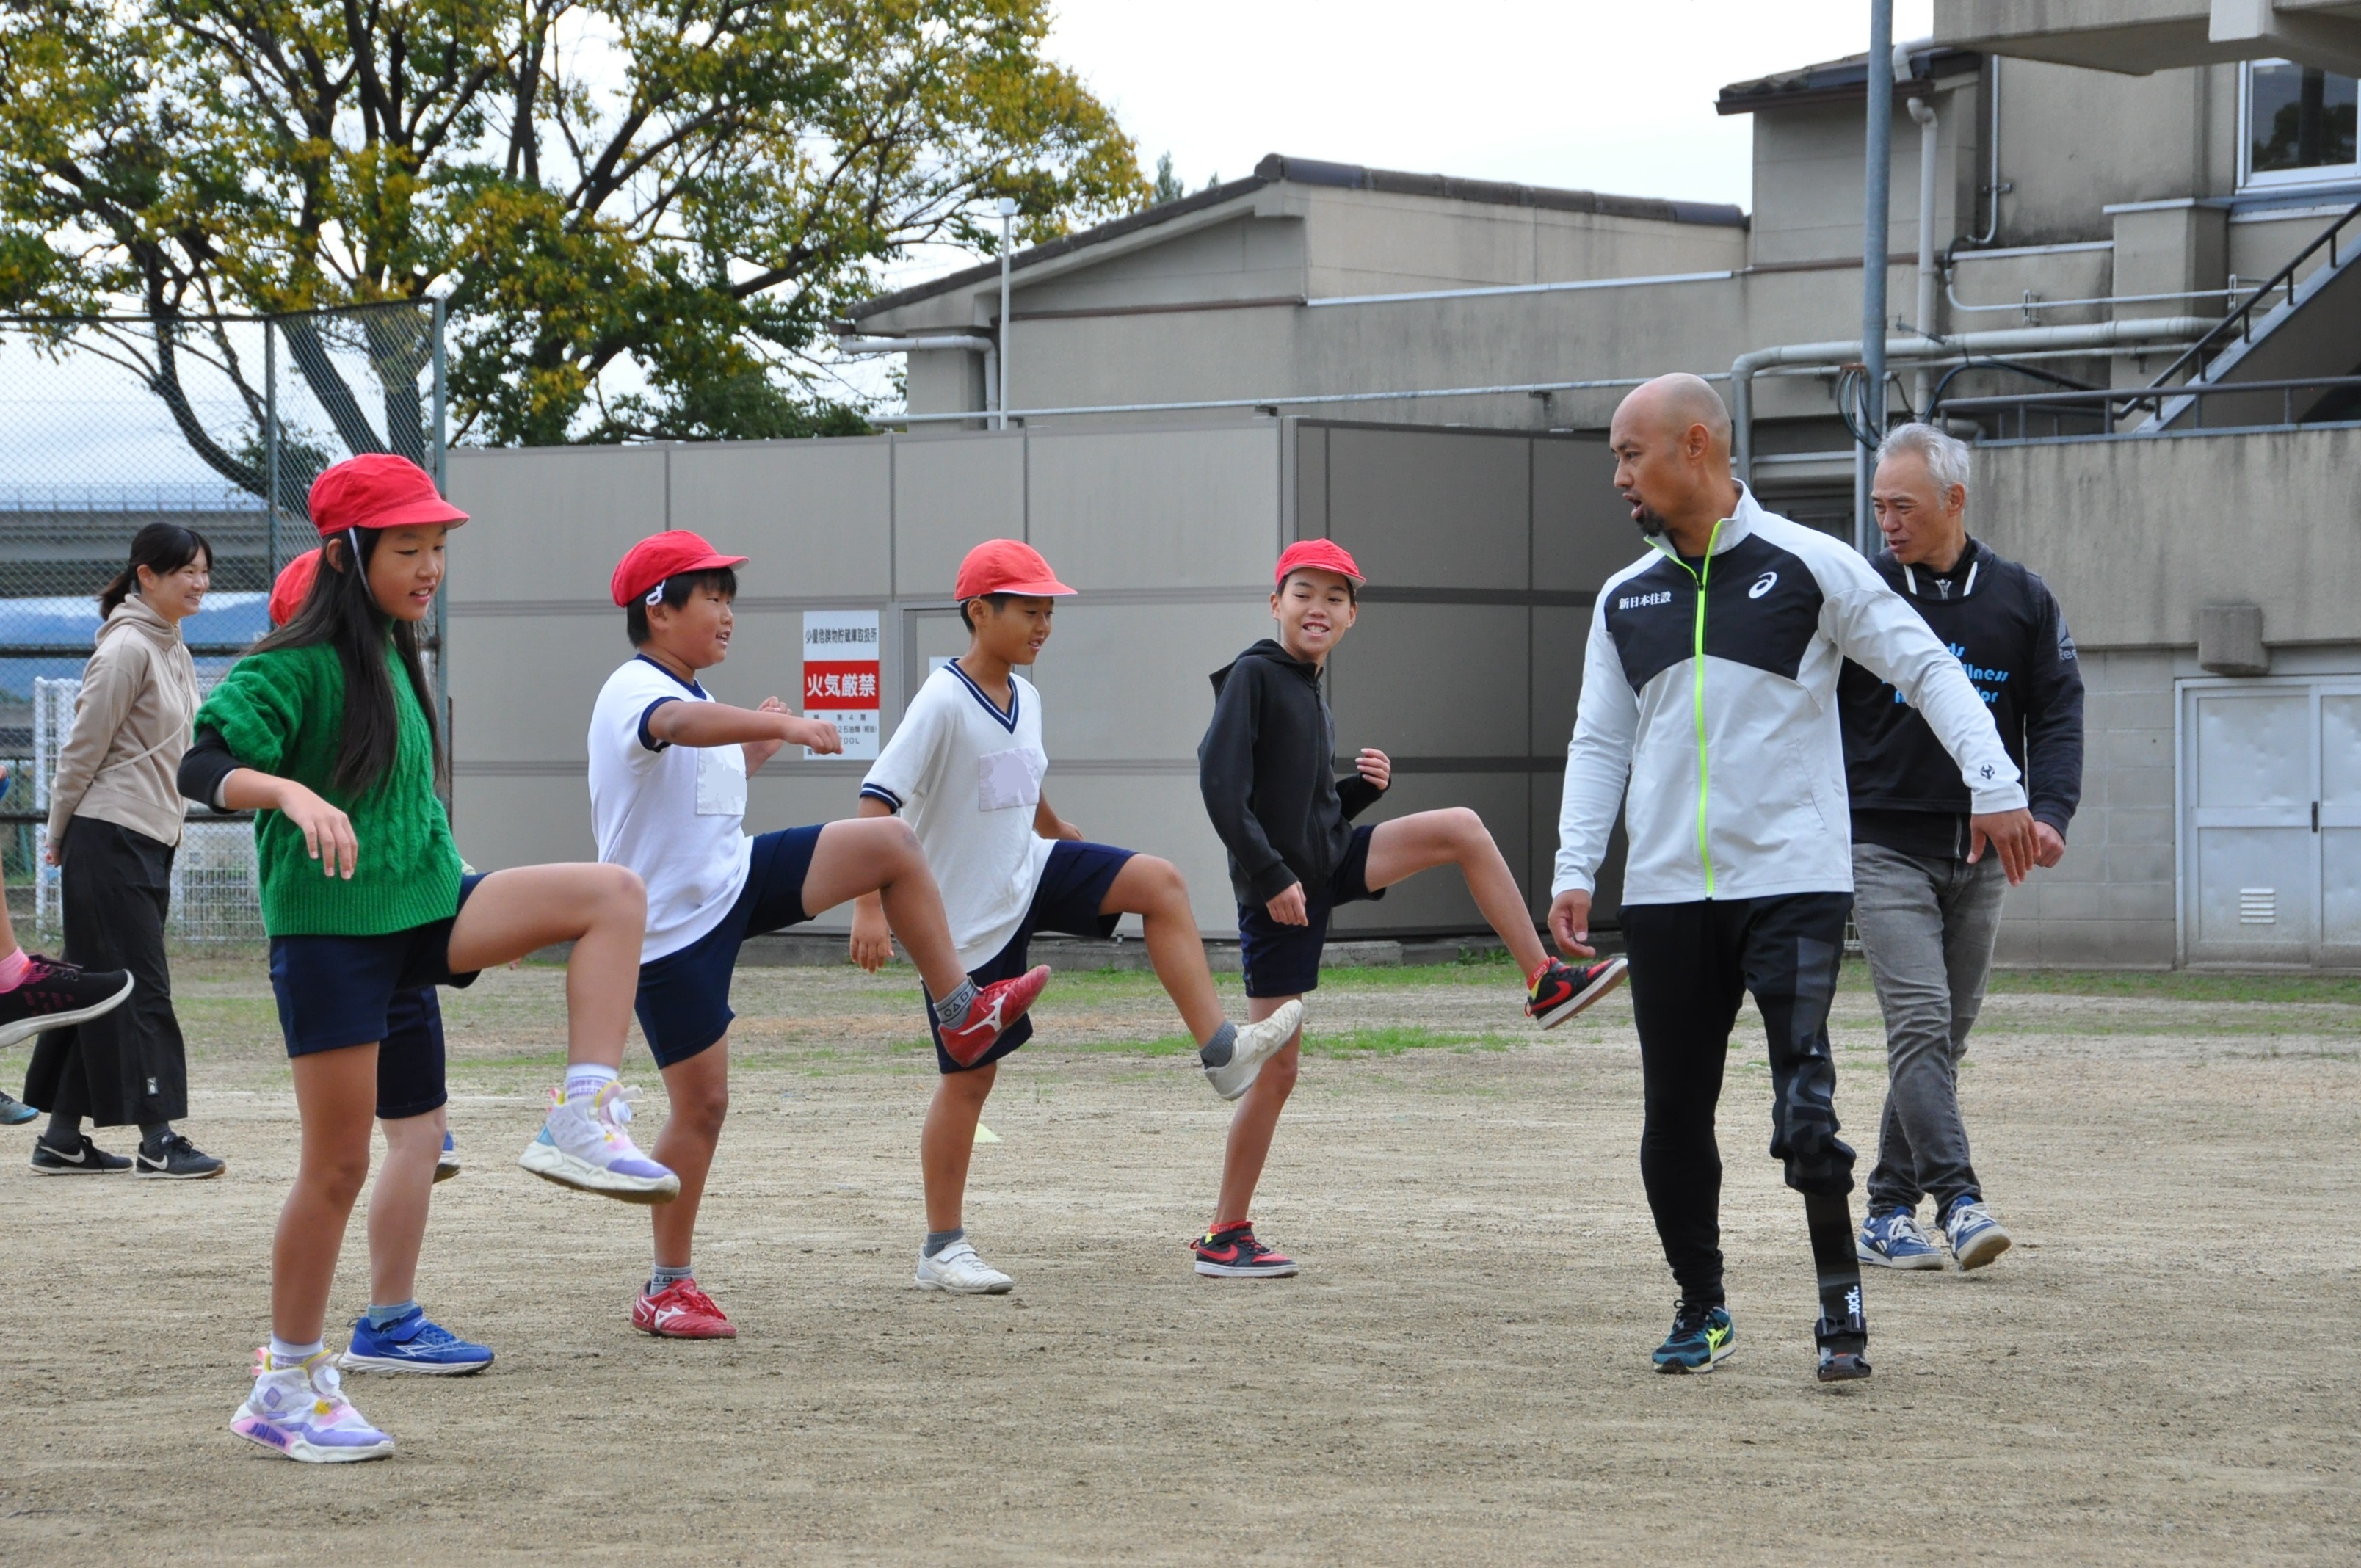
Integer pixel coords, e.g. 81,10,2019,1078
0,1090,35,1126
341,1307,493,1376
1858,1208,1945,1269
435,1129,460,1183
1941,1198,2012,1271
1653,1299,1735,1373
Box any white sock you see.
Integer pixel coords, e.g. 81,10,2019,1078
563,1063,619,1103
269,1336,324,1370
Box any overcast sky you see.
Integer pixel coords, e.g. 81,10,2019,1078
1049,0,1936,209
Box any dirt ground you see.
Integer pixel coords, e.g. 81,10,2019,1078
2,953,2356,1567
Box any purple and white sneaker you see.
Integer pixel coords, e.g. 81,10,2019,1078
230,1349,395,1463
516,1082,679,1204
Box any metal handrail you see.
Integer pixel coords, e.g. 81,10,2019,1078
2142,198,2361,391
1941,374,2361,440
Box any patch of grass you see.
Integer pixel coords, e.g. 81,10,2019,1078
1303,1025,1495,1059
1980,968,2361,1005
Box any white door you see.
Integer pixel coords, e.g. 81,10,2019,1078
2182,678,2361,966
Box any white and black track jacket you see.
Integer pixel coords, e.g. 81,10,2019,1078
1553,487,2027,907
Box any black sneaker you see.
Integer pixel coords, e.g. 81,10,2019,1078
1191,1223,1299,1279
1815,1310,1872,1383
0,956,134,1050
135,1132,225,1180
1527,956,1628,1028
30,1132,131,1175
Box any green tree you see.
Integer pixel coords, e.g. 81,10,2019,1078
0,0,1144,478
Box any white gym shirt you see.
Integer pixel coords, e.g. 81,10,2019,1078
588,655,754,962
861,659,1053,970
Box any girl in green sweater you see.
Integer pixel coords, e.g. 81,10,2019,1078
182,454,671,1464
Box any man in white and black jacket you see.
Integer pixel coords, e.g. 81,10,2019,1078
1548,376,2037,1384
1840,423,2083,1278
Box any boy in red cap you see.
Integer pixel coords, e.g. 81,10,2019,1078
851,539,1301,1294
590,530,1048,1336
1192,540,1628,1278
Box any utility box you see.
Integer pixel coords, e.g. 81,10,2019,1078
2199,602,2269,676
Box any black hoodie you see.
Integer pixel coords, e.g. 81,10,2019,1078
1199,639,1386,906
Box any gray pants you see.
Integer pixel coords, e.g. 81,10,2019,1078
1851,841,2007,1219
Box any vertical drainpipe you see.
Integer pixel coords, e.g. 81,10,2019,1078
1860,0,1894,555
995,197,1016,431
1906,70,1941,415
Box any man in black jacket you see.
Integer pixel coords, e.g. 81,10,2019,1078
1839,423,2083,1276
1191,539,1625,1280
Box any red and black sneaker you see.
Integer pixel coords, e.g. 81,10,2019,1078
632,1278,737,1339
1526,955,1628,1029
0,955,134,1050
1192,1223,1298,1280
937,965,1051,1068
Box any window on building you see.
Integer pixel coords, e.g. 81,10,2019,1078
2244,59,2360,187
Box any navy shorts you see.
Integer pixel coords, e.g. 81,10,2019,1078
269,873,487,1117
634,825,824,1068
922,840,1134,1075
1238,824,1385,998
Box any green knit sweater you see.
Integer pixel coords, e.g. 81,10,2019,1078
196,640,461,937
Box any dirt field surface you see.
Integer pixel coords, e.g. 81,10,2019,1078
4,954,2357,1566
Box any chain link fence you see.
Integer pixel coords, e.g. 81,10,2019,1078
0,302,446,943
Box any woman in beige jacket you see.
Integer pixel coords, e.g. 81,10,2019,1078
22,523,225,1178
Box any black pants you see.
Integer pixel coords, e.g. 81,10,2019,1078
22,816,186,1128
1622,893,1856,1305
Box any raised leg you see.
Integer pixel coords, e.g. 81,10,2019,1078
802,818,971,1000
1362,809,1548,974
652,1040,731,1268
446,863,646,1071
1099,854,1225,1045
275,1045,380,1344
921,1061,998,1233
1212,995,1302,1227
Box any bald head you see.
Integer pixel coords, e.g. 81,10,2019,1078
1607,373,1742,549
1615,372,1731,457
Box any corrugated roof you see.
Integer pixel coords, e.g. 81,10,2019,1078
1716,46,1983,116
847,153,1747,322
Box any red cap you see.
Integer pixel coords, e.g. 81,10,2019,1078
269,550,320,628
307,454,468,537
609,530,750,608
1274,539,1365,588
954,539,1075,602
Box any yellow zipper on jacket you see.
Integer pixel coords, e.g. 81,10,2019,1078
1650,519,1725,896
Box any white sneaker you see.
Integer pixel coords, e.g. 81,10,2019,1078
517,1083,680,1203
229,1349,395,1463
1203,1000,1304,1102
913,1238,1014,1294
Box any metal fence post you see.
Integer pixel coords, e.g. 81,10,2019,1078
429,296,451,813
1858,0,1895,556
265,318,280,576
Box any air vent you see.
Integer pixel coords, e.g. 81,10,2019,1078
2239,888,2277,926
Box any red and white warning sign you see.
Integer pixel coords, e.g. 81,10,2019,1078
802,609,880,759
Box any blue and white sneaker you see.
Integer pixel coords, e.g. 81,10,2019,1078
517,1083,679,1203
0,1090,35,1126
1942,1198,2012,1271
341,1307,494,1375
1858,1208,1945,1270
435,1129,460,1183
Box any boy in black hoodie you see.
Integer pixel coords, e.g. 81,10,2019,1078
1193,540,1628,1278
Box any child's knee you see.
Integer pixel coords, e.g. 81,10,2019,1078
592,863,647,920
678,1082,728,1137
1441,805,1487,846
1135,855,1189,909
308,1150,372,1208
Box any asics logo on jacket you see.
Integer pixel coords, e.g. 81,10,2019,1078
1553,487,2027,907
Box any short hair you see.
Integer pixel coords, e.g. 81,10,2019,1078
958,592,1013,631
1877,422,1971,493
625,566,736,645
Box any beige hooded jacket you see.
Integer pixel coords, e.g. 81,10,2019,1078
46,595,200,850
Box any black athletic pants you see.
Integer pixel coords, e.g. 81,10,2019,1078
22,816,187,1128
1622,892,1857,1307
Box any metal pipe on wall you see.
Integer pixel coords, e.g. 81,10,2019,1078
1902,39,1941,413
1729,315,2224,484
996,197,1017,430
837,334,999,420
1860,0,1896,554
